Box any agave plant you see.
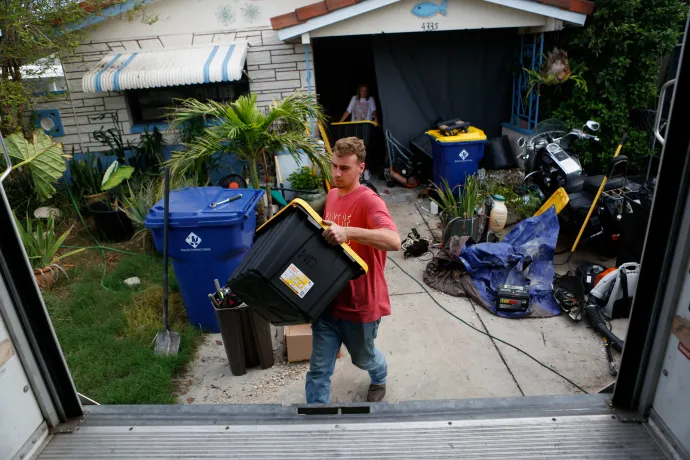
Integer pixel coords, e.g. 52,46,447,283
166,92,330,220
119,175,198,239
14,215,85,286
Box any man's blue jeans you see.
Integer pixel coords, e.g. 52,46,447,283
305,312,387,404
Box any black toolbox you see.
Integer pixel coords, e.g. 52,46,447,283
228,199,368,326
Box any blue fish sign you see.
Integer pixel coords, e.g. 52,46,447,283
412,0,447,18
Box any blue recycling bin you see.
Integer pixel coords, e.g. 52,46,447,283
426,127,487,187
145,187,264,332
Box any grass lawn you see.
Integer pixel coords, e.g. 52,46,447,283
42,246,202,404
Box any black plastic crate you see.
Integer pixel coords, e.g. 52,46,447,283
228,199,368,326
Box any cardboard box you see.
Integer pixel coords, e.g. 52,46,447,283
285,324,313,362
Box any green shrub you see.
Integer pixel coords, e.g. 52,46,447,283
287,166,321,190
539,0,688,169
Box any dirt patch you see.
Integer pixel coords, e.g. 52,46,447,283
483,168,525,187
176,334,309,404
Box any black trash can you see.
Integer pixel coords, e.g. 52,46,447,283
213,302,274,376
228,199,368,326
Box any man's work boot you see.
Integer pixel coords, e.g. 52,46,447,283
367,384,386,402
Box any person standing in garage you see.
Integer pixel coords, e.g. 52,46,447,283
339,84,379,126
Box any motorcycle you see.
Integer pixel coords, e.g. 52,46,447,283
518,119,640,252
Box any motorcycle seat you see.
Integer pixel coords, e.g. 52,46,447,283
565,176,586,193
583,175,627,194
568,192,593,211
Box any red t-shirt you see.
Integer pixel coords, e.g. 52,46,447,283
323,186,398,324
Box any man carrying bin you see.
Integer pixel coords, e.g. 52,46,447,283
306,137,401,403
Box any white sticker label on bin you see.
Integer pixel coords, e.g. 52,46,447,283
458,149,470,161
186,232,202,248
280,264,314,299
180,232,210,252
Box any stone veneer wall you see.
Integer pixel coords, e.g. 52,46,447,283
35,27,314,153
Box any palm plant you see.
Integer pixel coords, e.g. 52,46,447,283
166,93,330,220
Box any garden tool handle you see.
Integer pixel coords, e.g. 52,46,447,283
570,133,628,255
163,167,170,330
0,130,12,183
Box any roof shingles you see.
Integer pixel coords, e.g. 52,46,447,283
270,0,593,31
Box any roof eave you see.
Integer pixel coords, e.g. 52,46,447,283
483,0,588,26
277,0,401,41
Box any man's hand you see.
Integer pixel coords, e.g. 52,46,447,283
322,220,348,245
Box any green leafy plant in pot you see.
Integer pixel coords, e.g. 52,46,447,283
68,150,107,211
14,215,86,288
287,166,324,203
430,175,482,244
87,160,136,242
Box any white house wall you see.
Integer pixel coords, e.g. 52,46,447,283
85,0,314,42
310,0,547,37
35,0,316,153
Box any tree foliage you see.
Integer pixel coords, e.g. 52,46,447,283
0,0,151,135
539,0,688,169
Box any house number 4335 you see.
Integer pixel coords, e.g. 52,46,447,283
421,22,439,31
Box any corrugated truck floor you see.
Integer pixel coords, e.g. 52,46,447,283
38,395,668,459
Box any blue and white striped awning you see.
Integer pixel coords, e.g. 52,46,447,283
82,42,248,93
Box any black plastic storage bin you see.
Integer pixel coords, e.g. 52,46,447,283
228,199,368,326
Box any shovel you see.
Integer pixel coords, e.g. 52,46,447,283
154,167,181,355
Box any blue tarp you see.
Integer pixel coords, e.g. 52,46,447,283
459,207,561,318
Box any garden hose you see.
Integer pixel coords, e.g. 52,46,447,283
387,256,588,394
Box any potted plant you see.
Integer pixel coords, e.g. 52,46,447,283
287,166,324,203
68,150,107,209
166,93,331,223
87,160,136,242
430,175,482,244
14,215,85,288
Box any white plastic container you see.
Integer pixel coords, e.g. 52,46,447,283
489,195,508,233
276,148,311,201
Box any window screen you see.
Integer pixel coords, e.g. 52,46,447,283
125,79,250,125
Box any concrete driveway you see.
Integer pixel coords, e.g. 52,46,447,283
178,189,627,405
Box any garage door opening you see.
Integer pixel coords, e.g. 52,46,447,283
313,35,387,174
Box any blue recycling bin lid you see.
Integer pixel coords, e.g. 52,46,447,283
145,187,264,229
